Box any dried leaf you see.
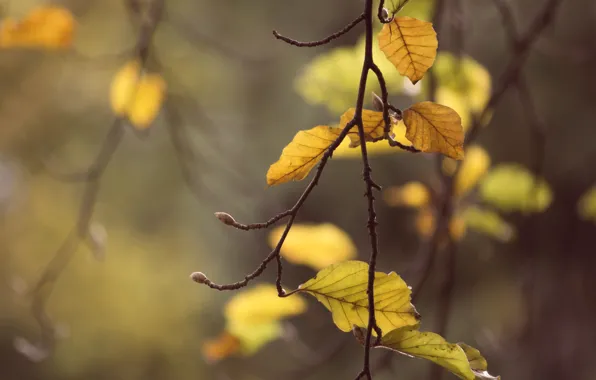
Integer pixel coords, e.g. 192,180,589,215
339,108,389,147
268,223,356,270
291,261,420,333
378,17,438,84
109,60,166,129
403,101,465,159
266,125,341,186
0,6,75,49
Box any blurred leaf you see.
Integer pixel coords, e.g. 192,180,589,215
202,332,241,362
463,206,515,242
378,17,437,84
384,181,430,208
224,284,306,326
266,125,341,186
389,0,434,20
450,214,468,241
295,36,404,114
577,186,596,222
415,207,467,240
479,164,552,213
268,223,356,270
454,145,491,196
0,6,75,49
110,60,166,129
459,343,501,379
203,284,307,359
339,108,394,147
403,101,465,159
290,261,420,333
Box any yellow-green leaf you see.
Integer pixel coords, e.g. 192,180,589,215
480,164,552,213
458,343,501,379
339,108,388,147
333,120,413,158
295,36,404,114
0,6,75,49
403,101,465,159
384,181,430,208
268,223,356,270
266,125,341,186
577,186,596,222
374,326,476,380
378,17,438,84
291,261,420,333
110,60,166,129
463,206,515,242
454,145,491,196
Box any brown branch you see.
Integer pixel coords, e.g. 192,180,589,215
273,13,365,48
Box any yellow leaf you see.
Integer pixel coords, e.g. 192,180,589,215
268,223,356,270
0,6,75,49
220,284,306,356
291,261,420,333
415,206,435,237
266,125,341,186
201,332,241,362
479,164,552,213
333,119,413,158
370,326,477,380
577,186,596,222
403,101,465,159
463,206,515,242
109,60,166,130
458,343,501,379
454,145,491,196
339,108,388,147
384,181,430,208
224,284,306,327
378,17,438,84
449,214,467,241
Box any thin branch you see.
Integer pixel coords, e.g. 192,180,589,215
273,14,365,48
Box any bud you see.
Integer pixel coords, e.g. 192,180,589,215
214,212,236,226
190,272,209,284
381,8,390,22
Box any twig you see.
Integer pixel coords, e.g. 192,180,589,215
273,14,365,48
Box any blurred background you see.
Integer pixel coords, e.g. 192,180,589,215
1,0,595,379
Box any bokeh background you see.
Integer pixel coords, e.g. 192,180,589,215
1,0,596,379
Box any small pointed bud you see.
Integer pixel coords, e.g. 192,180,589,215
381,8,390,22
371,92,384,112
214,212,236,226
190,272,209,284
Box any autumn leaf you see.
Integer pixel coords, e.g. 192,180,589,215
333,120,413,159
378,17,438,84
403,101,465,159
202,284,306,360
458,343,501,379
0,6,75,49
289,261,420,333
370,325,476,379
463,206,515,242
479,164,552,213
266,125,341,186
384,181,430,208
454,145,491,196
110,60,167,130
268,223,356,270
339,108,389,147
577,186,596,222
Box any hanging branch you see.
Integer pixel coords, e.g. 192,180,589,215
18,0,166,359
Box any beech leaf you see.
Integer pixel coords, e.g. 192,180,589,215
339,108,390,147
266,125,341,186
0,6,75,49
290,261,420,333
403,101,465,159
378,17,438,84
